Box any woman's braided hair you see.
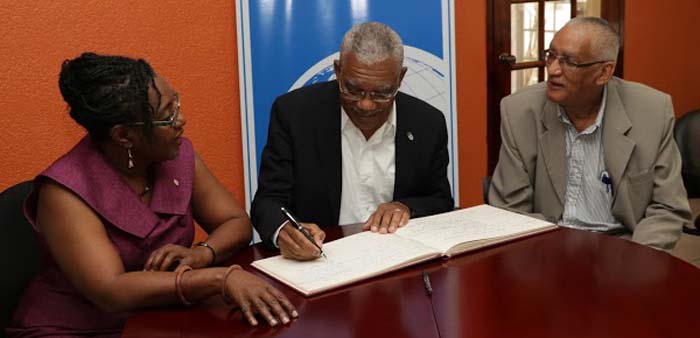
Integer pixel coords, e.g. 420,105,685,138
58,52,161,141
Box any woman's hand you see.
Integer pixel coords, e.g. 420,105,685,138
224,268,298,326
143,244,212,271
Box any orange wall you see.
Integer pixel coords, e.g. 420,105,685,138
10,1,696,214
624,0,700,116
0,1,488,209
0,1,244,205
455,1,488,207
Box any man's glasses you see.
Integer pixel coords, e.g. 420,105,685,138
132,94,180,128
338,80,399,104
544,49,611,71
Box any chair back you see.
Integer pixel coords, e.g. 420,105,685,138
675,109,700,198
482,176,492,204
0,181,41,335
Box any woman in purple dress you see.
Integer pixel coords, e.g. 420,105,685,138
7,52,296,337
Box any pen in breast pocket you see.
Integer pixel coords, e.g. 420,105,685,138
280,207,327,259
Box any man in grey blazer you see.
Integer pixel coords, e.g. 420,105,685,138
489,17,691,250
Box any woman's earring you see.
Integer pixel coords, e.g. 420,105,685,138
127,147,134,169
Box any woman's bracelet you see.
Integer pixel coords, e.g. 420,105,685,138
220,264,242,305
195,241,217,266
175,265,194,306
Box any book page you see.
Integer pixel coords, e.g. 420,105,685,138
251,231,440,295
395,204,554,254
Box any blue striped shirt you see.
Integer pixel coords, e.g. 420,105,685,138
558,88,625,233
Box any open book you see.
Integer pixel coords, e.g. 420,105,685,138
251,204,557,296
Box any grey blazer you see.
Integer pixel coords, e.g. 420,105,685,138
489,77,691,250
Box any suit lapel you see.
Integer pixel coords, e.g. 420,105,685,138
394,95,409,198
602,80,634,206
540,100,567,207
317,81,343,221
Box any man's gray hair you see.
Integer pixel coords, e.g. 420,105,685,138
565,16,620,62
340,22,404,67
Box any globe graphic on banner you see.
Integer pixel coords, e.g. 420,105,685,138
290,46,449,119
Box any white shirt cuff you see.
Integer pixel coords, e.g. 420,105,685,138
271,220,290,248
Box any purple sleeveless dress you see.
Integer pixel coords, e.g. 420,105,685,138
7,136,195,338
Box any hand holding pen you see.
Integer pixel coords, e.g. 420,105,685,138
278,207,327,260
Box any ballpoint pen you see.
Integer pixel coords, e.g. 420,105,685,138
280,206,327,259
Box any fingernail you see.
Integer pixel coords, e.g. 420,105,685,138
371,226,377,232
282,316,289,324
271,319,278,326
251,319,258,326
292,310,299,317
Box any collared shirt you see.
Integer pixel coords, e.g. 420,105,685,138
338,103,397,225
271,103,397,246
559,87,624,233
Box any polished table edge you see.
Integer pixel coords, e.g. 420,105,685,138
125,225,700,338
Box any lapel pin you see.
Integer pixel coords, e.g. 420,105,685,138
173,179,180,187
407,131,414,141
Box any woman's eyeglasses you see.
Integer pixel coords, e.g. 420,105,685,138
132,95,180,128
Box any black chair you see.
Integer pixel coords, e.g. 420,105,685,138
674,109,700,235
482,176,492,205
0,181,41,336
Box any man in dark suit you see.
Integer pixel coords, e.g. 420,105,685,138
251,22,453,260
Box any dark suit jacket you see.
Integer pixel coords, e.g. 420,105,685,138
251,80,454,247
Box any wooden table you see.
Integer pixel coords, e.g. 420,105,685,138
123,226,700,338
